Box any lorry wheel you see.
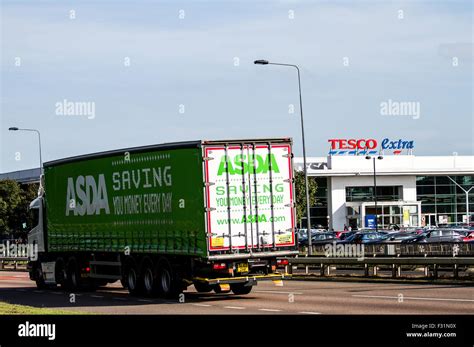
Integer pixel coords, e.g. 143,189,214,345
124,262,143,296
194,282,212,293
141,261,155,296
65,258,80,291
156,259,182,299
55,258,67,288
231,283,253,295
34,265,48,289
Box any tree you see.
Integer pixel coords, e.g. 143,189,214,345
293,170,318,228
0,180,39,239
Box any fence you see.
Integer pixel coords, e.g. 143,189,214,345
299,242,474,257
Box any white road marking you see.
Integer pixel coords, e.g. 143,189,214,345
50,292,62,295
352,295,474,303
255,290,303,295
224,306,245,310
258,308,282,312
299,311,321,315
90,295,104,298
192,303,212,307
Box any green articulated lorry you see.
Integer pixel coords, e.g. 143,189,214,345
27,138,297,298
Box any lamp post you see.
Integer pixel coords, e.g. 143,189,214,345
254,59,313,254
366,155,383,232
8,127,43,174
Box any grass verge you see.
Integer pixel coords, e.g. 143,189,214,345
0,301,91,315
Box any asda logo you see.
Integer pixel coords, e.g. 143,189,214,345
66,174,110,216
217,154,280,176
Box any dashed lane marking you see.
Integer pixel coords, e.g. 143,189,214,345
224,306,245,310
192,303,212,307
255,290,303,295
299,311,321,315
258,308,282,312
352,294,474,303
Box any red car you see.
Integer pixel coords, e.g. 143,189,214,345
463,231,474,242
335,230,352,239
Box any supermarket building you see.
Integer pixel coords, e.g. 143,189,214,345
294,154,474,231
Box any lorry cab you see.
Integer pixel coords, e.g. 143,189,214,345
27,195,45,254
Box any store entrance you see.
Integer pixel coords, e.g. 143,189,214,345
422,213,437,227
348,217,358,230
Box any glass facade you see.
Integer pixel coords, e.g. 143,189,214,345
346,186,402,202
416,175,474,224
309,177,329,228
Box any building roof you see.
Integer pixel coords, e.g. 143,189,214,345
0,168,41,184
294,155,474,177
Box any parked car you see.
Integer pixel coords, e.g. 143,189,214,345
337,231,387,244
299,232,337,246
463,231,474,242
402,229,465,243
378,231,418,243
338,230,357,240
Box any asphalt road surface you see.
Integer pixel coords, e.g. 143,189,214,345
0,271,472,314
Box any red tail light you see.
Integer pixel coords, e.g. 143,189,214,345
84,267,90,272
277,259,289,266
212,263,227,270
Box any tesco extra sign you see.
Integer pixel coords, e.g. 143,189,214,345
328,138,414,155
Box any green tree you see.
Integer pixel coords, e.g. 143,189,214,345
293,170,318,228
0,180,39,239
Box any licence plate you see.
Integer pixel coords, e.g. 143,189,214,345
237,263,249,273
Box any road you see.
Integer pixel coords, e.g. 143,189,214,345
0,271,472,314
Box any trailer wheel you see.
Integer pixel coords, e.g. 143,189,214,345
156,259,182,299
140,259,155,296
65,257,80,291
231,283,253,295
194,282,212,293
124,260,143,296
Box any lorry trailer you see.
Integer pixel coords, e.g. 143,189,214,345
27,138,297,297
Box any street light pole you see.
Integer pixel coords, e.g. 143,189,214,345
8,127,43,174
366,155,383,232
254,59,313,254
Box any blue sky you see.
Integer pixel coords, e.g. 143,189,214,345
1,0,472,172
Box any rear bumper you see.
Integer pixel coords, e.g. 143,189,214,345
208,250,298,261
193,272,291,285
